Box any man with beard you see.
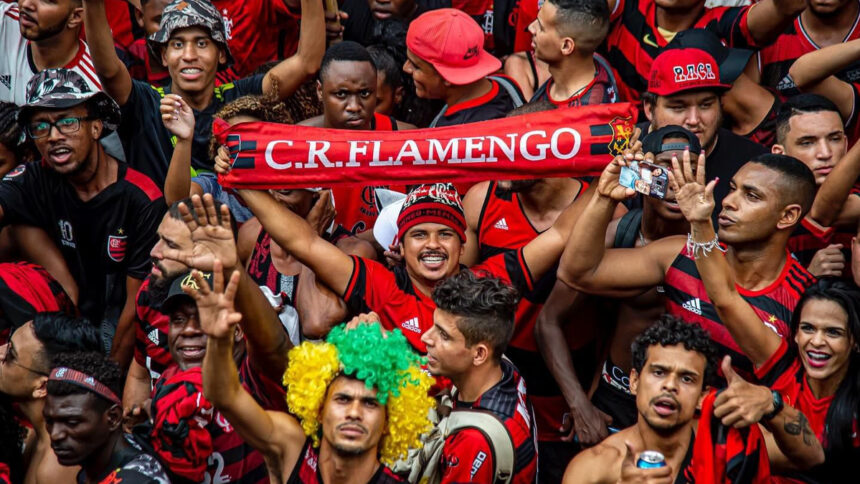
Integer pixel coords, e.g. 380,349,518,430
461,173,588,481
0,313,101,484
0,69,165,368
121,200,193,420
755,0,860,95
642,47,766,216
229,182,579,354
0,0,101,104
560,144,817,379
44,352,170,484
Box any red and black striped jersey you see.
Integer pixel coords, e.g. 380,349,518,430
740,90,782,147
684,390,771,484
343,250,534,353
476,181,593,442
0,262,75,343
787,193,859,279
442,359,537,484
663,246,815,378
603,0,757,103
846,83,860,146
134,277,173,382
529,55,618,107
755,339,859,482
288,439,403,483
757,14,860,95
156,357,287,484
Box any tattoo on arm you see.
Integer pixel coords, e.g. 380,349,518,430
784,413,817,446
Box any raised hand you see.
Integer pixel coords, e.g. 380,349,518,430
159,94,195,141
807,244,846,277
183,261,242,340
713,356,774,428
668,149,715,225
618,442,673,484
161,194,239,272
597,128,644,202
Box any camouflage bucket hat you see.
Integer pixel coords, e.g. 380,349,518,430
147,0,234,66
19,68,121,138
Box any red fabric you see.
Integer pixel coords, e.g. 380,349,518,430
150,367,214,482
0,462,9,484
105,0,135,49
648,48,729,96
396,184,467,243
212,0,298,79
216,103,637,189
687,390,771,484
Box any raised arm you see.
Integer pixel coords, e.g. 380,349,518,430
82,0,134,105
192,266,307,469
807,139,860,228
557,152,681,298
670,150,780,366
744,0,805,46
161,94,195,206
162,195,291,379
788,39,860,121
238,189,355,297
262,0,326,100
714,357,825,473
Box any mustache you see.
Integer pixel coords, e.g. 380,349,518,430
336,422,368,434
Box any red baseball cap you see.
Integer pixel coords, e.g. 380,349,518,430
406,9,501,85
648,48,731,96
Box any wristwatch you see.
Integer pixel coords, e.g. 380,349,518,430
763,390,784,421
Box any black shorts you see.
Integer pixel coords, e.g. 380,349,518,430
591,358,637,430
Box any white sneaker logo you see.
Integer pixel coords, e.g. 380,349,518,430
400,317,421,333
493,218,509,230
682,298,703,315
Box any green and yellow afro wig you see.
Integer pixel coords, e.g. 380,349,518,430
283,322,435,465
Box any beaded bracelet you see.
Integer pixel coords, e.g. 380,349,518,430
686,233,726,259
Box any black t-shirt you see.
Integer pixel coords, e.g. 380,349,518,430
0,162,165,325
119,75,265,186
706,128,768,214
431,78,521,127
76,436,170,484
341,0,438,45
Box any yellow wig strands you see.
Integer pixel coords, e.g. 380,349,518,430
283,323,435,465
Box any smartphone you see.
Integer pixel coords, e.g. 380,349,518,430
619,161,669,199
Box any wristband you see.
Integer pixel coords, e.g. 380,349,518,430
763,390,784,421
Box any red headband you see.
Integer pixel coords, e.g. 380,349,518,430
49,367,121,406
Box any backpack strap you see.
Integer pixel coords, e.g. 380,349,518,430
613,208,643,249
443,409,515,484
488,75,525,108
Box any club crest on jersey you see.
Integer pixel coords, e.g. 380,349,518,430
107,232,127,262
672,63,716,84
608,116,633,156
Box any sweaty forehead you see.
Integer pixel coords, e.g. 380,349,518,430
329,375,379,399
323,61,376,87
45,393,98,417
645,344,706,376
787,111,844,138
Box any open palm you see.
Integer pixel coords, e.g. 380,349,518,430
162,194,239,271
669,149,715,225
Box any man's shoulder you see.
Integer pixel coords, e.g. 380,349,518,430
119,166,163,203
566,434,627,482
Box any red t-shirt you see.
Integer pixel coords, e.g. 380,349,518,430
342,250,534,353
212,0,299,80
134,277,174,381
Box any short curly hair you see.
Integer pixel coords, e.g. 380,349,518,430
46,352,123,411
282,322,434,466
432,271,520,362
631,314,718,386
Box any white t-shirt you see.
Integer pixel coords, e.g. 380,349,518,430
0,2,101,105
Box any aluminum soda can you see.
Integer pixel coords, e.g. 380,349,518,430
636,451,666,469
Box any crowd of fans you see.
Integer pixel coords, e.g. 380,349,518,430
0,0,858,482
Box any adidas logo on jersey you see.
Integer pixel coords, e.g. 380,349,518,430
493,218,509,230
400,317,421,333
0,75,9,89
682,298,702,315
148,329,159,345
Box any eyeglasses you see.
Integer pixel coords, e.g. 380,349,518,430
1,340,49,376
26,116,93,139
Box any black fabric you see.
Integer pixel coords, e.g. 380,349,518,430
590,376,637,430
613,208,643,249
0,162,165,326
705,129,768,215
119,75,265,187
